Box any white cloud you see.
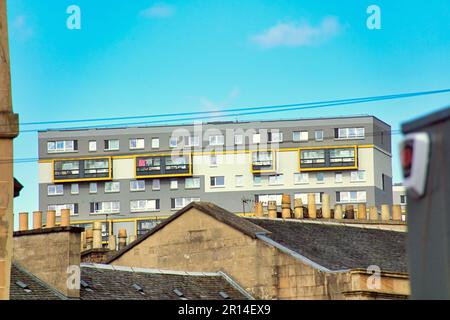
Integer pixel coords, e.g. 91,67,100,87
251,16,342,49
140,3,176,18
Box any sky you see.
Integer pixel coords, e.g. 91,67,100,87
6,0,450,223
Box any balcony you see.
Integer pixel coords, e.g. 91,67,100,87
136,154,192,178
299,146,358,172
251,150,276,174
53,157,112,182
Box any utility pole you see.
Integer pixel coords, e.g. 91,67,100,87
0,0,19,300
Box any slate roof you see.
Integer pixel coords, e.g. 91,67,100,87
249,218,408,273
10,263,65,300
79,264,250,300
106,201,269,263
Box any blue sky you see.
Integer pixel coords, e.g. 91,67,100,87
7,0,450,222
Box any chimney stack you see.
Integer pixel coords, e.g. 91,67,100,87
118,229,128,250
294,198,303,219
308,193,316,219
254,202,264,218
18,212,28,231
92,222,103,249
46,210,56,228
334,205,342,219
381,204,390,221
392,205,402,221
369,206,378,221
281,194,291,219
357,203,367,220
268,201,277,219
80,231,86,251
33,211,42,229
322,194,331,219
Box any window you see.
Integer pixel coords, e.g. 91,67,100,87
252,151,273,166
187,136,200,147
89,182,97,194
255,194,283,206
253,175,262,186
234,134,243,145
316,172,325,183
104,139,119,151
382,174,386,191
171,197,200,210
130,180,145,192
301,150,325,165
314,130,324,141
151,138,160,148
88,141,97,152
47,140,77,153
293,131,308,142
48,204,78,216
152,179,160,191
335,127,365,139
210,154,218,167
400,195,407,204
185,177,200,189
294,172,309,184
210,176,225,187
105,181,120,193
47,185,64,196
129,138,145,150
294,193,323,204
235,175,244,187
169,137,179,148
71,184,79,195
269,132,283,143
350,170,366,182
329,148,355,164
170,179,178,190
209,135,224,146
130,200,160,213
335,172,343,183
268,174,283,185
336,191,366,203
252,133,261,144
90,201,120,214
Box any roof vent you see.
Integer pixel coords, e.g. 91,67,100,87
219,291,231,300
15,281,32,293
132,283,145,295
173,289,188,300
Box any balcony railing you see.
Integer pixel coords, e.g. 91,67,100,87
136,154,192,178
53,157,112,182
299,146,357,171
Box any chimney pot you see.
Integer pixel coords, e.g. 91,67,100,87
381,204,390,221
294,198,304,219
254,202,264,218
267,201,277,219
322,194,331,219
92,222,103,249
118,229,128,250
357,203,367,220
60,208,70,227
108,234,117,251
307,193,316,219
32,211,43,229
345,205,355,219
369,206,378,221
281,194,291,219
19,212,29,231
334,205,342,219
392,205,402,221
85,229,93,250
46,210,56,228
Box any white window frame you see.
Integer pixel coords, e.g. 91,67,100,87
92,201,120,214
210,154,218,167
151,138,160,148
235,175,244,187
294,172,309,184
172,197,200,210
252,133,261,144
170,179,178,190
268,174,283,186
314,130,324,141
209,135,224,146
234,134,243,145
105,139,120,151
48,184,64,196
253,175,262,186
185,177,200,189
70,184,79,195
129,138,145,150
350,170,366,182
88,141,97,152
294,193,322,204
210,176,225,188
187,136,200,147
48,204,77,216
337,191,367,203
130,180,145,192
105,181,120,193
152,179,160,191
89,182,98,194
270,132,283,143
335,172,343,183
169,137,178,148
256,194,283,206
47,140,76,153
316,172,325,184
130,199,159,213
337,127,365,139
293,131,308,142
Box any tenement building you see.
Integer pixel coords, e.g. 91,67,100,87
37,115,393,237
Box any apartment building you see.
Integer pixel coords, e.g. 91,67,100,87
393,183,407,215
38,115,393,237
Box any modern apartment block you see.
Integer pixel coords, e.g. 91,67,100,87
38,115,393,238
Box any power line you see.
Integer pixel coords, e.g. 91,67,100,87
5,128,402,165
15,88,450,133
